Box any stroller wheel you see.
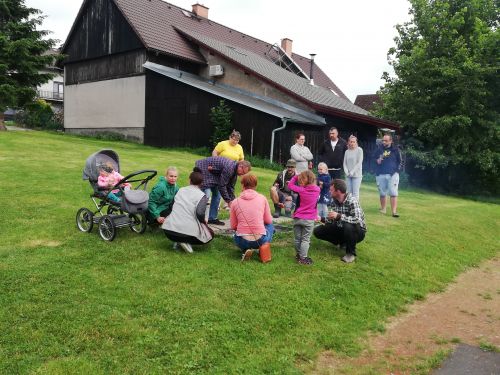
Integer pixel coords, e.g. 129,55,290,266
76,208,94,233
98,215,116,241
129,213,147,234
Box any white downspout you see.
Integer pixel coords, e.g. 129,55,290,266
270,118,288,163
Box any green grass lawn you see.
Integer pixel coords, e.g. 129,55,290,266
0,131,498,374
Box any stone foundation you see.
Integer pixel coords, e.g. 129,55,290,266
65,127,144,143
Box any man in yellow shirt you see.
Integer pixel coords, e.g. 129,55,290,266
212,130,244,161
211,130,244,213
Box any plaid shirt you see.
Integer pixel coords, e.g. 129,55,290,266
195,156,238,202
327,193,367,231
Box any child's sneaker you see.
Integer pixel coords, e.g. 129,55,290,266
297,256,313,265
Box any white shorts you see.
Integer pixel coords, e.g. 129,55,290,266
376,173,399,197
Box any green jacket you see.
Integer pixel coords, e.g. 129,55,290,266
148,176,179,219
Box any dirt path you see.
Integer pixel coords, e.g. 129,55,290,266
312,257,500,374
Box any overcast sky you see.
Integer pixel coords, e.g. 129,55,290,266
26,0,411,102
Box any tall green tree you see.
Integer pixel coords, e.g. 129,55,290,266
0,0,56,122
209,100,234,147
377,0,499,194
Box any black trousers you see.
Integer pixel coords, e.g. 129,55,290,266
163,230,207,245
313,222,365,256
328,169,343,180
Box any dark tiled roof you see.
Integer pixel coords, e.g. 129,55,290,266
112,0,349,99
176,28,369,116
354,94,382,112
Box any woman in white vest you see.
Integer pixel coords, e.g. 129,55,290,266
162,169,214,253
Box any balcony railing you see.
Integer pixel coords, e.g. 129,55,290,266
37,90,64,101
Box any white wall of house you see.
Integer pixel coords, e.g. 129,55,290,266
64,76,145,140
38,72,64,94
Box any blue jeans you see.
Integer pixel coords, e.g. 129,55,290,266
233,223,274,251
317,203,328,219
204,187,222,221
346,176,362,199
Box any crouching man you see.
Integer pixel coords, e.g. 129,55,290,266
270,159,297,218
313,179,367,263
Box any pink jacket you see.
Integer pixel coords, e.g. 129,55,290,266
288,175,320,220
230,189,273,235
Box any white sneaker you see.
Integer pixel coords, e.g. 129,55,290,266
179,243,193,254
172,242,178,249
341,254,356,263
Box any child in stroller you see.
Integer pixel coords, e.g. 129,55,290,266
77,149,157,241
97,162,131,203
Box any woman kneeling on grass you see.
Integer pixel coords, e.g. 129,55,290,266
162,169,214,253
230,173,274,262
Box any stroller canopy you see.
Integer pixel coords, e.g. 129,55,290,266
83,149,120,181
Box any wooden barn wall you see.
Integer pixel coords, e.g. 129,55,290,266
146,52,201,76
144,72,381,169
64,0,143,63
144,71,282,156
65,49,147,85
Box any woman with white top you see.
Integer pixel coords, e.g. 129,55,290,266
290,132,313,173
343,135,364,199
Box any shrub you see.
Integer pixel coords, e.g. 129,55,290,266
16,100,62,130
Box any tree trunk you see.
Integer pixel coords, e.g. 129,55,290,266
0,112,7,131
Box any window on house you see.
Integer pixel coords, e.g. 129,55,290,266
53,82,63,99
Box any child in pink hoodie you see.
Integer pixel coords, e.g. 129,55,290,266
288,170,320,265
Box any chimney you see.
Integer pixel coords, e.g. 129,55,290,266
281,38,293,56
192,3,209,18
309,53,316,85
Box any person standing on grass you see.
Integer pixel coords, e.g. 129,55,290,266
270,159,297,218
288,170,320,265
343,135,363,199
313,179,366,263
147,166,179,224
194,157,251,225
212,130,244,210
230,174,274,262
316,162,332,223
290,132,314,173
162,170,214,253
373,134,401,217
212,130,244,162
318,127,347,179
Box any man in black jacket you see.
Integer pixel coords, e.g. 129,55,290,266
318,127,347,179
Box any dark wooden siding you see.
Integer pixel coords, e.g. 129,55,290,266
144,71,282,156
146,52,201,75
65,49,147,85
64,0,143,63
144,71,380,169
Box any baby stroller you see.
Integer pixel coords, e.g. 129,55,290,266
76,149,157,241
